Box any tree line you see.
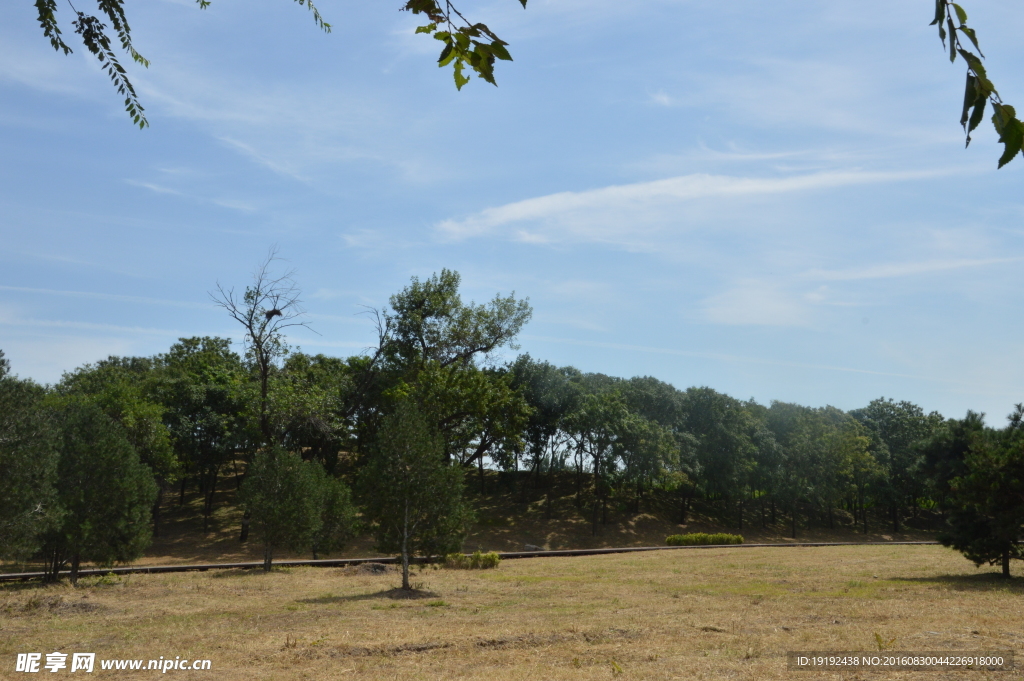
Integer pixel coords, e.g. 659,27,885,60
1,262,1022,582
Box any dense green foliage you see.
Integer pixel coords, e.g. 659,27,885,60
0,368,59,561
666,533,743,546
43,401,158,583
1,266,1022,578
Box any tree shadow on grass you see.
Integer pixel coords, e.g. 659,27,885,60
893,572,1024,593
298,587,440,604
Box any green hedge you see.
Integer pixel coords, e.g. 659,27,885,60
444,550,501,569
665,532,743,546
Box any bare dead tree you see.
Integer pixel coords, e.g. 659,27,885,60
211,248,314,542
212,247,313,444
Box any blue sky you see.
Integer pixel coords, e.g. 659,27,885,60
1,0,1023,422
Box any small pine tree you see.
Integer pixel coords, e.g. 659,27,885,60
926,409,1024,577
358,402,473,590
241,448,316,571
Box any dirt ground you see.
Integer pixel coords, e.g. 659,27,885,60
2,545,1019,680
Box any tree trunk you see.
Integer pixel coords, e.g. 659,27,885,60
738,497,743,531
791,508,797,539
44,546,63,583
203,469,219,534
263,544,273,572
771,499,777,525
679,491,687,524
152,485,164,538
239,510,251,542
402,499,411,590
1002,550,1010,578
179,476,187,505
478,454,485,494
70,553,81,586
828,506,834,530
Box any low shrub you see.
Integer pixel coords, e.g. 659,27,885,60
665,533,743,546
444,550,501,569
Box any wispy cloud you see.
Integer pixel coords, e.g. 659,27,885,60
126,180,184,196
804,257,1022,281
437,168,954,245
0,285,213,310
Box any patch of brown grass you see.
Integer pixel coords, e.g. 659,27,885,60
2,545,1020,680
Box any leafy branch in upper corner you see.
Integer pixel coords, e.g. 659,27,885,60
405,0,524,91
931,0,1024,168
34,0,331,128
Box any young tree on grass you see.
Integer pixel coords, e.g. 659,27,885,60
44,401,158,584
358,402,473,590
240,447,354,571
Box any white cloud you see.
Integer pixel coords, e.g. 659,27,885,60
126,180,184,196
437,168,954,246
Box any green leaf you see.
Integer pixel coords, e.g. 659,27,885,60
437,42,455,67
993,116,1023,168
947,18,957,61
518,0,527,7
957,49,987,78
957,26,983,56
951,3,967,24
992,103,1016,132
967,98,986,144
930,0,945,26
490,41,512,61
960,74,976,128
415,23,437,34
453,60,469,90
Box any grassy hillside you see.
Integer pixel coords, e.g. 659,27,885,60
134,470,937,567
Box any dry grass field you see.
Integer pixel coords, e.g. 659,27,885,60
2,545,1020,680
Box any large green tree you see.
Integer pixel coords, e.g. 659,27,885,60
58,356,179,536
43,401,158,584
156,337,246,533
851,398,943,532
358,402,472,590
0,357,59,561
